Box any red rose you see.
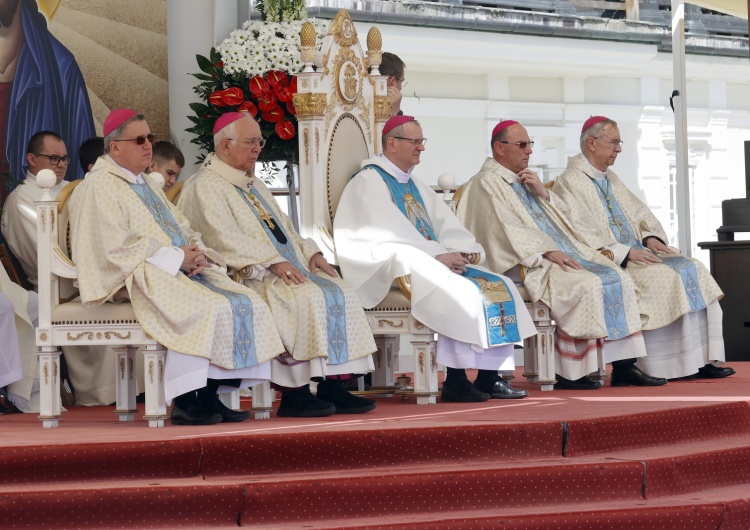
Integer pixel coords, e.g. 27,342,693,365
257,94,278,112
209,89,229,107
221,87,244,106
237,101,258,118
261,106,284,122
267,70,289,90
275,120,295,140
249,76,270,96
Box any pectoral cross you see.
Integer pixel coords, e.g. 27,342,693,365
249,193,276,230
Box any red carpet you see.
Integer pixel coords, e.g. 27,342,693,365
1,365,750,528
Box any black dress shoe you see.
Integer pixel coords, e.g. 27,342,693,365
441,379,491,403
554,374,602,390
611,365,667,387
277,385,336,418
697,364,736,379
170,398,223,426
316,379,376,414
212,397,252,423
475,378,529,399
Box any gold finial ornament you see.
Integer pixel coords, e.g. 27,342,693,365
300,22,316,47
366,27,383,75
367,27,382,51
299,22,317,72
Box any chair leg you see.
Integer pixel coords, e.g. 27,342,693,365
114,346,138,422
536,325,556,391
251,381,273,420
411,332,437,405
38,347,62,428
592,348,607,383
143,345,167,427
522,335,539,384
372,335,397,396
218,390,241,410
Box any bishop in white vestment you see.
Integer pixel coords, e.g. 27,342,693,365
554,116,731,380
335,115,536,402
178,112,376,417
69,109,285,425
458,120,666,389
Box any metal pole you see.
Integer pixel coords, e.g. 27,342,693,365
672,0,692,256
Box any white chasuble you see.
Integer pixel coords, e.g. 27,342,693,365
457,158,643,344
69,157,284,372
556,154,723,331
178,154,375,375
334,157,535,360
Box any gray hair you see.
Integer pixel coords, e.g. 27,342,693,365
103,114,146,154
580,118,618,153
213,114,258,149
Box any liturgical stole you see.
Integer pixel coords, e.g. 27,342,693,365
129,182,259,367
359,164,520,346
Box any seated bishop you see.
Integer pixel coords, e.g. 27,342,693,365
334,115,536,402
69,108,286,426
457,120,667,389
554,116,733,381
177,112,377,417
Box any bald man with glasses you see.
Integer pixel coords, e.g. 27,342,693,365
2,131,70,289
457,119,667,389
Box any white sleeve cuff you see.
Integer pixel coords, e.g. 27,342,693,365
146,246,184,276
609,243,631,266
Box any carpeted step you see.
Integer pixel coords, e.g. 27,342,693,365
200,422,563,477
0,482,245,529
564,401,750,456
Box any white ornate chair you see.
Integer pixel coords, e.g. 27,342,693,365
294,11,439,404
35,174,168,427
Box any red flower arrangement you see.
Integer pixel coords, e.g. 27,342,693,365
187,49,300,163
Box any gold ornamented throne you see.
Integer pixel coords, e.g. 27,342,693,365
294,11,439,404
35,176,168,427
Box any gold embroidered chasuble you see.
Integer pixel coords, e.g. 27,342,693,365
69,157,284,368
556,154,723,330
177,154,375,364
457,157,642,341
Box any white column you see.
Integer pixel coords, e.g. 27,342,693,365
166,0,240,178
671,0,692,255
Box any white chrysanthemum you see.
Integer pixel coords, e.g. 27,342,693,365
218,18,327,77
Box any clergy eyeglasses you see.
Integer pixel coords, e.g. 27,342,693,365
499,141,534,149
113,134,156,145
229,138,267,148
393,137,426,146
33,153,71,165
594,138,624,147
